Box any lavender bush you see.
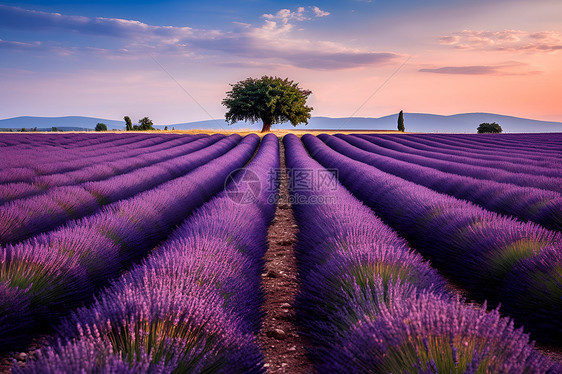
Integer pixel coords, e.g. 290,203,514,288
0,135,260,352
283,134,557,372
303,134,562,344
16,134,280,373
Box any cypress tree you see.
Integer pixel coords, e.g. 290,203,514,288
397,110,405,132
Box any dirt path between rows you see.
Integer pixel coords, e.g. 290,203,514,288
257,143,314,373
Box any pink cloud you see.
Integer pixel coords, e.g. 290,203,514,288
439,29,562,53
419,62,542,76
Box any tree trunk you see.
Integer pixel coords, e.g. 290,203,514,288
261,122,272,133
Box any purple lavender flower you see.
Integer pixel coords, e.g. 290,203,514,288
12,134,277,371
327,134,562,231
301,133,562,342
501,246,562,344
320,285,556,373
0,134,261,352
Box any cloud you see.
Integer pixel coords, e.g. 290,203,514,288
0,4,193,40
0,5,397,70
439,29,562,53
311,6,330,18
187,19,400,70
0,38,77,57
419,62,541,76
0,38,42,50
262,6,330,24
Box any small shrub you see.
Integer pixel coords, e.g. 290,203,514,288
477,122,502,133
95,123,108,132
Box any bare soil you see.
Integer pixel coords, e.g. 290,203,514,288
0,336,46,373
257,143,314,374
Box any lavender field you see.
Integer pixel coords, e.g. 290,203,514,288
0,132,561,373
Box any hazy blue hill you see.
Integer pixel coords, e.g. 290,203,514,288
165,113,562,133
0,116,124,131
1,113,561,133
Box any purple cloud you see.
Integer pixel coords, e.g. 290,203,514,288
0,5,195,40
0,39,42,50
0,5,399,70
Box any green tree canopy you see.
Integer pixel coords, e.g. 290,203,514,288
137,117,155,131
222,76,313,132
124,116,133,131
397,110,405,132
477,122,502,133
95,123,108,132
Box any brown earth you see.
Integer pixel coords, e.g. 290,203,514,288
257,142,314,374
0,337,46,373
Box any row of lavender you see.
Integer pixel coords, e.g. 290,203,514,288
389,137,560,172
0,133,143,149
0,134,198,184
13,134,280,373
360,134,562,178
321,134,562,231
0,134,260,353
0,135,210,202
398,133,562,156
0,132,193,156
0,133,172,172
379,133,562,160
0,135,237,245
284,134,557,373
349,134,562,193
304,134,562,344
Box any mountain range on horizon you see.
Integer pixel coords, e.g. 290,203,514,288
1,113,562,133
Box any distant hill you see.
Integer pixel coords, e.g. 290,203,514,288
163,114,562,133
0,116,125,131
1,113,561,133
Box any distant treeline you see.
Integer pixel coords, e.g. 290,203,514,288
0,127,88,132
0,116,175,132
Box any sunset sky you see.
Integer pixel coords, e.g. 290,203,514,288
1,0,561,124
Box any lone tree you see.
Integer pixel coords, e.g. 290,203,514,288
477,122,502,133
222,76,313,133
124,116,133,131
397,110,405,132
95,123,108,132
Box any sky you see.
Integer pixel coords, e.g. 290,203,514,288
1,0,561,125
